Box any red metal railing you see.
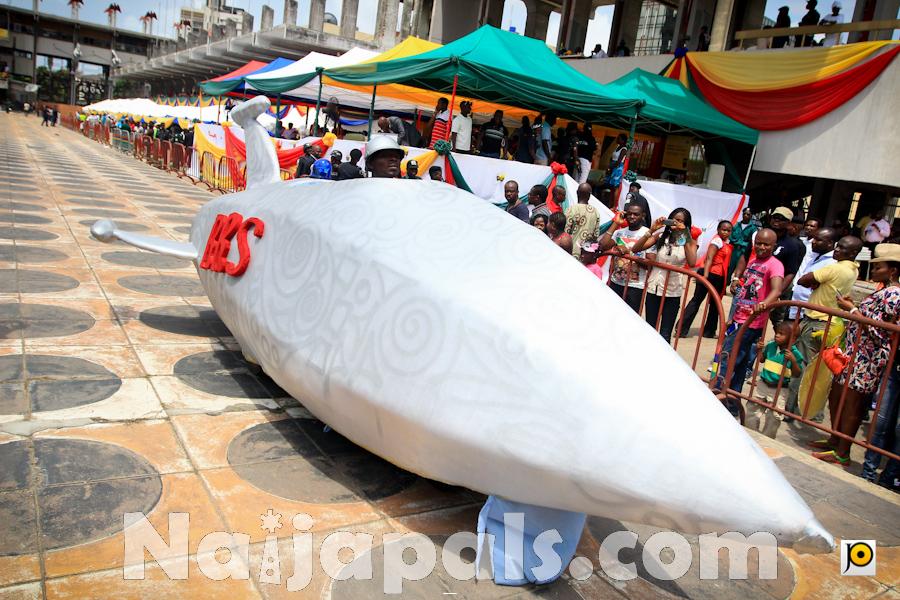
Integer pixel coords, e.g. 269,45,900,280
602,253,727,376
181,146,203,183
159,140,173,170
718,300,900,463
57,118,262,195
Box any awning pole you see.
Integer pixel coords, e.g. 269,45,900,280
615,111,640,208
216,95,221,123
627,112,637,148
275,93,282,136
742,144,757,190
446,73,459,142
313,68,323,136
367,84,378,139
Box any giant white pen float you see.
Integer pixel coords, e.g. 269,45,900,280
90,96,834,555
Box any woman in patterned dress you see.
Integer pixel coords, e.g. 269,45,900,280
812,245,900,467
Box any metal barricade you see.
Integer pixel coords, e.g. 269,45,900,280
169,143,186,176
601,252,727,377
718,300,900,464
158,140,173,171
138,135,154,161
199,151,218,190
179,146,202,183
110,129,134,154
215,156,246,193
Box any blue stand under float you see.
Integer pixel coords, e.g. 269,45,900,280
475,495,587,585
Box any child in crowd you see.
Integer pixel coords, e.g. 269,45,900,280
548,212,573,253
678,219,733,338
747,321,804,437
580,241,604,279
716,228,784,416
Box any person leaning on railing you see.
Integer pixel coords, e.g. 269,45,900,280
784,234,863,420
715,229,785,416
811,243,900,468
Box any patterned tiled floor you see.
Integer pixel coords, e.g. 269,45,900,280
0,113,897,599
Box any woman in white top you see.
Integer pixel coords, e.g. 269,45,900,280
631,208,698,342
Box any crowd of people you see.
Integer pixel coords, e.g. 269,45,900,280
57,99,900,491
696,205,897,490
509,186,897,490
286,97,611,185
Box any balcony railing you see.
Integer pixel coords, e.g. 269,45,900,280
734,19,900,48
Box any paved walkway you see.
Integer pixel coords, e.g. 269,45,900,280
0,113,896,599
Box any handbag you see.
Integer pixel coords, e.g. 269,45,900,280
820,344,851,375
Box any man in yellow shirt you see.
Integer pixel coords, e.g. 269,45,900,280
785,235,862,416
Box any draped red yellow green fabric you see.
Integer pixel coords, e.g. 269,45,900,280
401,142,474,193
661,41,899,130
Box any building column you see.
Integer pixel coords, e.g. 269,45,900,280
400,0,413,38
738,0,766,31
283,0,298,26
261,5,275,31
672,0,689,48
523,0,550,41
558,0,594,53
340,0,359,38
374,0,401,47
709,0,736,51
850,0,899,42
309,0,326,32
608,0,641,54
478,0,504,28
412,0,434,39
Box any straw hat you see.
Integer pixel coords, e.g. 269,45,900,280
870,243,900,263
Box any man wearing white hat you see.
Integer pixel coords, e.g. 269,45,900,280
819,1,844,47
364,136,405,179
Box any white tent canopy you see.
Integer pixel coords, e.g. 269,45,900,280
82,98,223,122
244,47,377,90
244,47,444,118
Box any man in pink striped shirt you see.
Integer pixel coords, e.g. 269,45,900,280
427,97,450,149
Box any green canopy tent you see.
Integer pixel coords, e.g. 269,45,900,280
323,25,645,125
603,69,758,145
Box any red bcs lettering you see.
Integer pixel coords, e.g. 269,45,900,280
200,212,265,276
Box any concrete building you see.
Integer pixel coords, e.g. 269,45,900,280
411,0,896,56
202,0,253,38
0,5,166,105
568,51,899,227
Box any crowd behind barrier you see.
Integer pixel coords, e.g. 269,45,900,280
55,112,898,479
603,253,898,469
59,116,245,194
719,300,900,464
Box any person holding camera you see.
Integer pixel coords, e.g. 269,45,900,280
631,208,698,342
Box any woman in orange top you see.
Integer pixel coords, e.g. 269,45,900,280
677,220,734,338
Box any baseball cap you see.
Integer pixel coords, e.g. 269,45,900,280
408,159,418,168
771,207,794,221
